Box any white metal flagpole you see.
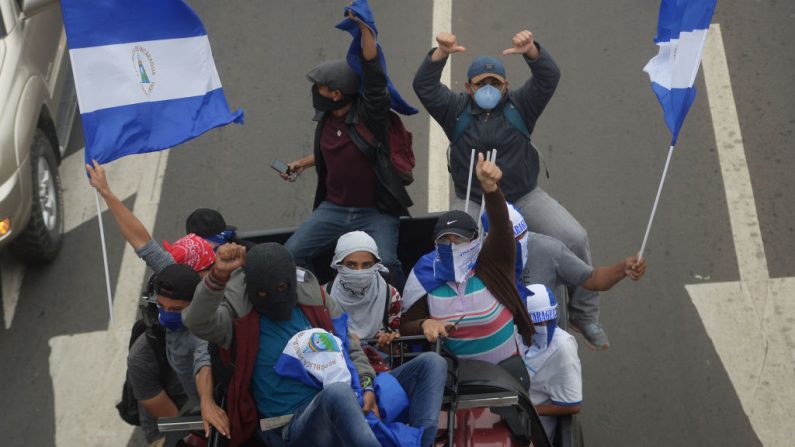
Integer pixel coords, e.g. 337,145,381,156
463,149,476,213
94,190,114,323
477,149,497,234
638,144,675,261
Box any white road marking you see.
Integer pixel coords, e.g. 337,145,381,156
1,251,26,329
686,23,795,446
0,148,141,330
48,150,169,445
427,0,452,212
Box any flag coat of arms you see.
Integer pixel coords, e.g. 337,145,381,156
643,0,717,144
61,0,244,164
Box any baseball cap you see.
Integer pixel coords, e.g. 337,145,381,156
467,55,506,84
155,263,201,302
306,60,361,95
434,210,478,241
185,208,236,239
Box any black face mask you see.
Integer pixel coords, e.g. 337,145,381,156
312,85,353,112
244,243,298,321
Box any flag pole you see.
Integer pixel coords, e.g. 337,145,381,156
477,149,497,235
94,190,114,323
638,144,675,261
463,149,476,213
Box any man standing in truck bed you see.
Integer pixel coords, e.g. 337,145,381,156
413,29,610,350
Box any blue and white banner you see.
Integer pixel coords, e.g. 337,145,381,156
61,0,244,164
643,0,717,145
274,328,352,389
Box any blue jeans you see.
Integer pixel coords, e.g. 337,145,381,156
283,352,447,447
387,352,448,447
285,201,405,290
454,187,599,325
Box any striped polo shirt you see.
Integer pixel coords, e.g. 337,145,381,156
427,274,518,364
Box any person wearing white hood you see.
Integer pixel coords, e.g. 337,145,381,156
522,283,582,442
327,231,402,346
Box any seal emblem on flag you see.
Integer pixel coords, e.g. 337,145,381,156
132,46,156,96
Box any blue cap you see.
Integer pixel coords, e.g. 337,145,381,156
467,56,506,83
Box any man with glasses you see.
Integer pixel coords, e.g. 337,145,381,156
413,30,615,351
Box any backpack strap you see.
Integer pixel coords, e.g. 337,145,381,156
450,103,474,144
145,325,171,387
382,284,392,328
502,101,530,139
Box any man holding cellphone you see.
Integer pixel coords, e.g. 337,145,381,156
280,10,411,289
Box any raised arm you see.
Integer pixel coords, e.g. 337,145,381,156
504,31,561,134
183,243,247,349
581,255,647,291
476,153,514,273
412,32,468,133
86,160,151,250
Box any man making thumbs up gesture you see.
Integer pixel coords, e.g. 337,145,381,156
414,30,614,351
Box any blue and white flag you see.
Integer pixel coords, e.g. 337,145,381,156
61,0,244,164
643,0,717,145
274,328,352,389
337,0,418,115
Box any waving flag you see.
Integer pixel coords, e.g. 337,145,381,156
61,0,244,164
643,0,717,144
337,0,418,115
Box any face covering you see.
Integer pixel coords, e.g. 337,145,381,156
336,266,379,297
312,85,353,112
473,84,502,110
433,238,482,283
244,243,298,321
331,265,387,338
158,307,184,331
515,234,529,280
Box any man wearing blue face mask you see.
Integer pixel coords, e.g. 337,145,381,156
127,264,229,445
413,30,615,351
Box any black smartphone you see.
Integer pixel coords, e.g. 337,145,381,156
271,159,290,175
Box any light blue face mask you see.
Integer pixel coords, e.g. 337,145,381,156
473,84,502,110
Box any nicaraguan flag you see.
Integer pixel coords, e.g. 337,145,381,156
337,0,418,115
274,328,352,389
61,0,244,164
401,251,445,313
643,0,717,145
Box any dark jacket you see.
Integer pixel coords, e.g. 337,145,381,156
313,55,412,216
412,43,561,203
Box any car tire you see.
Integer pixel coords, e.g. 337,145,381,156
10,129,64,263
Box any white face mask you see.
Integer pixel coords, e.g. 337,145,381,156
532,324,549,350
336,265,379,297
434,238,482,283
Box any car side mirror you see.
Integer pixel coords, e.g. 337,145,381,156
19,0,58,18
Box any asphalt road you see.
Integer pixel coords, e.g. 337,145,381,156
1,0,792,445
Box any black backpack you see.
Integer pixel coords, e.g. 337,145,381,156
115,275,171,426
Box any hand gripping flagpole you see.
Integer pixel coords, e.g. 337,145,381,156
94,190,114,323
463,149,476,213
637,144,675,261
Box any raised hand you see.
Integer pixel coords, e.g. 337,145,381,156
85,160,111,196
212,243,246,280
502,30,539,59
436,32,466,56
475,152,502,193
625,255,648,280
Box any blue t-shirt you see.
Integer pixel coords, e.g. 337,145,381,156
252,308,318,417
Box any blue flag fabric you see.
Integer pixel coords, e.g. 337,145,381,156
273,313,423,447
61,0,243,164
336,0,418,116
643,0,717,145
